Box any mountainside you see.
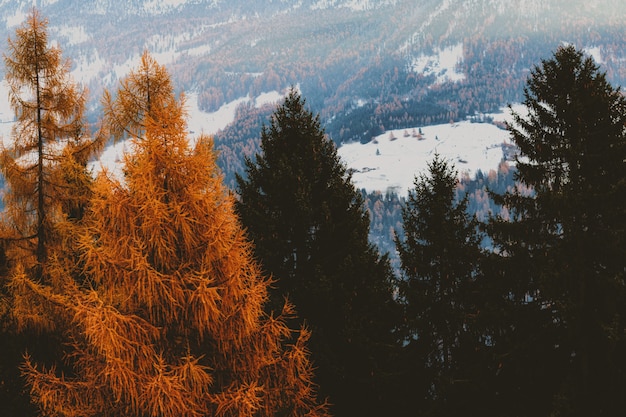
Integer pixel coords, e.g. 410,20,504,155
1,0,625,189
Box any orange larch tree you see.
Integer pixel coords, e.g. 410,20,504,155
0,8,96,272
0,9,101,417
18,53,329,417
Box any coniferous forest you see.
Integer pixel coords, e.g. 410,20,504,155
1,9,626,417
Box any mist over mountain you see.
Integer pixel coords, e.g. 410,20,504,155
0,0,625,188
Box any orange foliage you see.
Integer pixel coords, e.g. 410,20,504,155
16,53,329,417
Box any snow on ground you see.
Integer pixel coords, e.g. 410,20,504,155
311,0,398,11
411,42,465,83
255,90,283,107
585,46,604,64
185,93,249,137
55,25,90,46
4,8,28,28
186,44,212,56
338,118,513,197
487,104,527,124
71,51,107,84
185,90,283,137
143,0,190,14
0,81,15,144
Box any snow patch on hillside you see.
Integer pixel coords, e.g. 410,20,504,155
4,8,28,28
411,43,465,83
584,46,604,64
55,25,90,46
186,94,248,136
0,81,14,142
186,44,212,56
401,0,452,51
71,51,106,84
143,0,188,14
185,90,283,136
338,119,512,196
255,91,283,107
311,0,397,11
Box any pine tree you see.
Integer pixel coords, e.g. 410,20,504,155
488,45,626,416
236,89,400,416
395,155,485,416
17,56,328,417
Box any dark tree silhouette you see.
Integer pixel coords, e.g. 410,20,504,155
236,89,401,416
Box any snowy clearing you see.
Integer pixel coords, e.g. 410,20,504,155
337,117,515,197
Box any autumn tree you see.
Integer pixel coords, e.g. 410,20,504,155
236,89,400,416
0,10,98,417
0,8,94,269
395,155,486,416
488,45,626,416
100,50,175,142
15,55,328,417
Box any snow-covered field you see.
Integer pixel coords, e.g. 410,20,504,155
337,119,513,197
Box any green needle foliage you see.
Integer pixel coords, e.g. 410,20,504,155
395,154,485,416
488,45,626,416
236,89,401,416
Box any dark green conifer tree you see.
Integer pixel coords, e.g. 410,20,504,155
236,89,400,417
395,154,486,416
488,45,626,416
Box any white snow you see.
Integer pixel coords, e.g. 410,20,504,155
3,76,518,198
88,139,128,183
185,93,249,136
401,0,452,53
185,90,283,136
0,80,15,143
186,44,212,56
311,0,398,11
411,43,465,83
2,65,519,200
254,91,283,107
55,25,90,46
71,51,107,84
4,8,28,28
143,0,188,14
338,119,512,197
585,46,604,64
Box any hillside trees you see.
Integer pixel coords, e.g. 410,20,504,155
488,45,626,416
17,54,329,417
395,155,487,416
236,89,401,416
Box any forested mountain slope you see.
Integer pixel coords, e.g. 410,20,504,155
0,0,624,187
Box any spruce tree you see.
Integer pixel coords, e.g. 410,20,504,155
236,89,400,416
395,155,485,416
488,45,626,416
17,55,328,417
